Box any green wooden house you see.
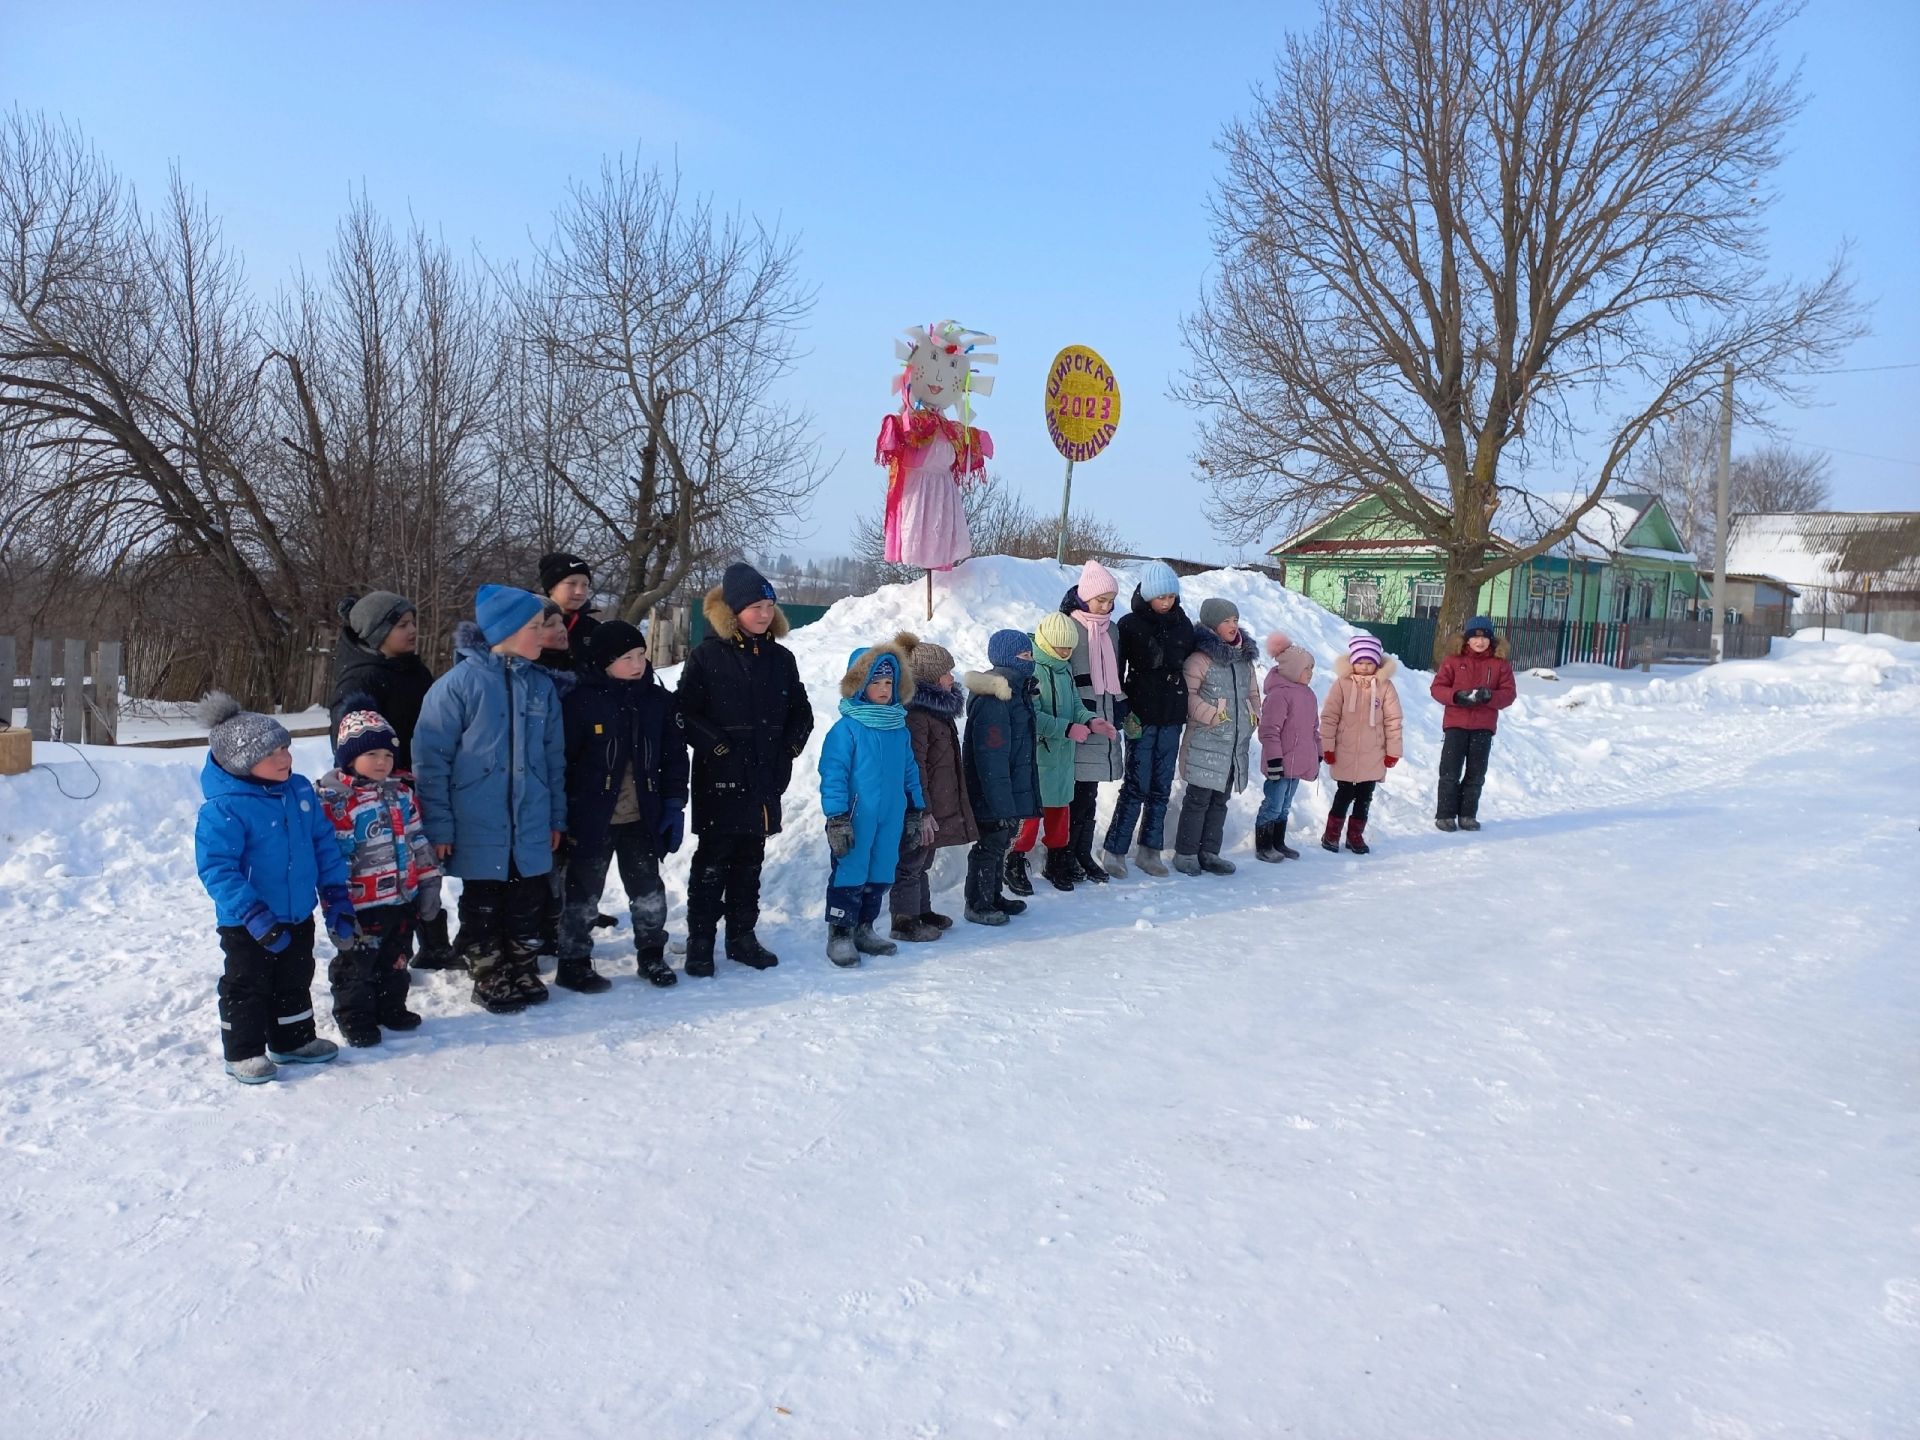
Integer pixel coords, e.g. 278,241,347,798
1268,492,1704,628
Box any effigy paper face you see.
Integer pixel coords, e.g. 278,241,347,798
894,321,997,414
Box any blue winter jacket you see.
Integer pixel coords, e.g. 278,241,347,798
412,623,568,881
819,647,925,888
963,665,1041,825
194,757,350,927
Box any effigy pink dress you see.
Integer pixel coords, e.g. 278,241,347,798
875,409,992,570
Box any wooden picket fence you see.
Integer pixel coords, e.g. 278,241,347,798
0,637,123,744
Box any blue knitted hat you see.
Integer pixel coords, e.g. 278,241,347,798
1135,560,1180,602
848,647,900,691
1465,615,1495,638
988,628,1033,668
475,584,547,646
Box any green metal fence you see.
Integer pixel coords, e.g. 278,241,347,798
688,601,833,649
1354,616,1772,671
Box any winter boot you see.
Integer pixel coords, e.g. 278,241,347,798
1275,820,1301,861
411,911,461,970
553,956,613,994
728,931,780,970
995,894,1028,916
1171,852,1203,876
1321,816,1343,853
683,932,716,978
1075,848,1110,884
636,948,678,987
267,1038,339,1065
1004,850,1035,897
591,911,618,930
964,903,1009,927
1435,816,1459,832
920,911,953,931
1458,817,1481,831
225,1055,277,1084
379,1005,423,1032
1254,822,1284,863
509,952,550,1005
1199,853,1237,876
826,927,861,967
852,923,897,957
471,957,529,1015
890,916,941,943
1102,848,1129,879
1344,817,1371,855
1041,848,1078,892
1133,845,1170,877
340,1019,382,1049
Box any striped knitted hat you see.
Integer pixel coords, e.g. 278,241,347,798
334,702,398,770
1347,633,1385,667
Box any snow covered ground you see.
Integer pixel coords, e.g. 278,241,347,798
2,562,1917,1438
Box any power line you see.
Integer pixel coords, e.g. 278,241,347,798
1784,439,1920,469
1796,361,1920,375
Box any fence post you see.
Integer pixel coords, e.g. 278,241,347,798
28,638,54,740
92,641,122,745
0,637,14,728
62,639,86,740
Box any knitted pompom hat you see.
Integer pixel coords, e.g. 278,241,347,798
1076,558,1119,601
1134,559,1180,602
1273,642,1315,684
333,700,399,771
987,629,1033,669
1347,633,1386,667
1034,611,1079,658
1265,630,1292,660
901,634,956,685
197,692,293,777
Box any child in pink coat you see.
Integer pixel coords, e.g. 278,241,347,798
1255,633,1320,861
1318,633,1403,855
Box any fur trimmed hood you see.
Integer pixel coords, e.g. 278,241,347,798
963,669,1011,701
1441,631,1512,660
702,584,791,643
1192,622,1257,663
1332,653,1401,681
839,640,916,704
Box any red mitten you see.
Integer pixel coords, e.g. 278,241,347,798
1322,750,1337,765
1067,723,1092,742
1384,754,1400,768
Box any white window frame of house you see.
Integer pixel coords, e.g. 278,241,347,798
1410,581,1443,618
1671,586,1691,617
1344,578,1382,622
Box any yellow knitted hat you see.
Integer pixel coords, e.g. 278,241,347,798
1034,611,1078,658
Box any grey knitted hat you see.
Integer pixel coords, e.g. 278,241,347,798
1198,597,1240,630
342,591,415,651
197,692,292,777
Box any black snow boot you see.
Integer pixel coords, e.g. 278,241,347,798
684,932,717,978
1275,820,1300,860
727,931,780,970
470,953,528,1015
1435,816,1459,832
1458,817,1482,832
1004,850,1035,897
553,956,612,994
509,949,550,1004
890,916,941,943
1041,848,1078,892
1254,822,1284,863
920,911,953,931
636,948,678,987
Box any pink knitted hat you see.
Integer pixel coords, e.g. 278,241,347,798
1076,559,1119,601
1265,631,1292,660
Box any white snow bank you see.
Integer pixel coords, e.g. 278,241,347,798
7,559,1918,931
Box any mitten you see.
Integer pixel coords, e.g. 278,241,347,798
1067,722,1092,742
660,810,685,855
415,875,443,923
1452,688,1476,705
1384,754,1400,768
1322,750,1337,766
318,884,358,946
241,900,291,955
1468,687,1493,704
905,808,936,849
1123,713,1143,741
1088,717,1118,739
825,813,854,859
1264,757,1286,778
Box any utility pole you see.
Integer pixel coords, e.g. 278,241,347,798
1709,362,1735,662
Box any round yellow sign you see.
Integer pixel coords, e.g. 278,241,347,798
1044,345,1122,462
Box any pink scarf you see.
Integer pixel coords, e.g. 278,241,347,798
1072,609,1122,695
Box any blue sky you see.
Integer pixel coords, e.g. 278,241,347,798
6,0,1915,560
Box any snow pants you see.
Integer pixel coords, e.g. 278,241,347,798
1174,783,1230,859
1013,806,1070,854
965,822,1015,914
1104,722,1182,855
687,832,767,942
890,833,936,921
1329,780,1377,823
454,870,546,975
1436,727,1495,821
327,903,412,1033
216,918,318,1063
562,823,668,962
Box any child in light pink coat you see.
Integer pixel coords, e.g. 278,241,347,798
1255,633,1320,861
1317,633,1403,855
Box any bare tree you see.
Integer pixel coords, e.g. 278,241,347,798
1178,0,1860,658
1730,443,1831,515
506,156,825,622
1643,416,1832,557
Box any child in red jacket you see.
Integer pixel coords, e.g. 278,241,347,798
1428,615,1517,831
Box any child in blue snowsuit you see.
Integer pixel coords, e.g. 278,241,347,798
819,641,928,968
193,692,356,1084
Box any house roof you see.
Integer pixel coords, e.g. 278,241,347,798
1698,571,1804,596
1272,488,1697,566
1723,512,1920,593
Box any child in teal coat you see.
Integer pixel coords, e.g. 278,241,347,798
819,640,928,967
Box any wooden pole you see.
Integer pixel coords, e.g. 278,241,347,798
0,637,14,729
926,569,933,622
